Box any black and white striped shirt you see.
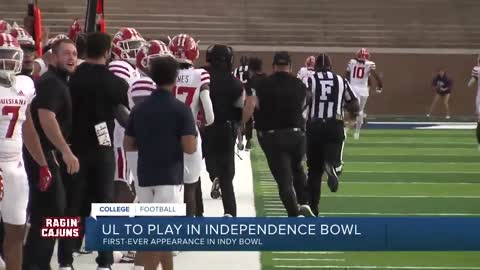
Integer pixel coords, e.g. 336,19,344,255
305,71,357,120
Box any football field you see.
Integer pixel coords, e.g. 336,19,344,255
250,127,480,270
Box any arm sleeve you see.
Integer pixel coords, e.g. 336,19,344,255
36,78,63,114
343,78,358,102
199,89,214,126
472,68,478,79
125,110,136,137
180,105,197,136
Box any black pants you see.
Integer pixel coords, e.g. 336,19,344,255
306,119,345,216
257,129,307,217
204,122,237,216
58,146,115,267
244,117,254,142
23,150,67,270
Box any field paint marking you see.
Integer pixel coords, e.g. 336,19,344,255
259,181,480,185
368,121,476,125
258,170,480,174
273,258,345,262
273,266,480,269
260,193,480,198
272,252,344,254
263,211,480,216
350,141,474,145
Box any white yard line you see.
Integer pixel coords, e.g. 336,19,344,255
263,211,480,216
259,181,480,185
273,258,345,262
260,193,480,198
274,266,480,269
272,252,345,254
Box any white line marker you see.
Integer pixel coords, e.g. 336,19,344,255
272,251,344,254
258,170,480,174
274,266,480,269
263,211,480,216
260,181,480,185
261,193,480,198
273,258,345,262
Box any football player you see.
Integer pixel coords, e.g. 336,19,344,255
297,55,315,82
468,55,480,149
0,20,10,33
169,34,214,216
8,26,36,76
108,27,145,203
233,55,249,84
345,48,383,140
0,33,49,270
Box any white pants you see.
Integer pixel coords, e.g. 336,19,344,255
476,93,480,120
184,135,202,184
135,183,183,203
114,147,134,184
0,159,29,225
358,95,369,113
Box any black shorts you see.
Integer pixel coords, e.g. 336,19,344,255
437,90,451,96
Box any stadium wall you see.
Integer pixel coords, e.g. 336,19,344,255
198,50,477,116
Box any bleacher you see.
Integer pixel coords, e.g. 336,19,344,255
1,0,479,48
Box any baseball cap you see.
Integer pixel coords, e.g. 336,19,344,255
272,51,291,65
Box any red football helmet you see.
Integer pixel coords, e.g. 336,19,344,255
8,27,35,47
112,28,145,62
0,33,23,74
68,19,82,41
0,20,10,33
305,55,315,70
356,48,370,61
168,34,199,64
136,40,171,72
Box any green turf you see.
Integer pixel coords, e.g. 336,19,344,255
250,128,480,270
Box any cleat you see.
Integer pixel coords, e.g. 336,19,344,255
324,164,339,192
446,115,451,120
223,214,233,217
210,178,221,199
299,205,315,217
426,114,431,118
353,132,360,140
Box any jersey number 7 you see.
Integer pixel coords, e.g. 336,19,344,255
173,86,196,106
2,105,20,138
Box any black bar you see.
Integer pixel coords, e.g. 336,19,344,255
84,0,97,33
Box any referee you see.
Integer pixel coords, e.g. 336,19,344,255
243,51,311,217
304,53,359,217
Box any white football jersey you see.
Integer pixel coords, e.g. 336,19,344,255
346,59,376,96
109,60,141,148
174,67,210,118
128,75,156,108
0,75,35,161
297,67,315,82
472,66,480,93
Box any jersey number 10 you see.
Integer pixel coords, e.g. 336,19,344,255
353,66,365,79
173,86,196,106
2,105,20,139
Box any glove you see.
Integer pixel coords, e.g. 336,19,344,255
376,87,383,93
38,166,53,192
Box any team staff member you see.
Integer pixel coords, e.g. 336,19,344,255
125,56,197,270
243,51,311,217
62,32,130,270
305,53,359,216
241,57,265,149
203,44,244,217
23,38,80,270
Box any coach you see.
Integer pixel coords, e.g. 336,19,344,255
243,51,312,217
124,56,197,270
61,32,130,269
203,44,244,217
23,38,79,270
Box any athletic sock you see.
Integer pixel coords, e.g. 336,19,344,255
476,122,480,144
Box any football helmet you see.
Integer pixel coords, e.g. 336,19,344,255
0,33,23,75
8,27,35,47
356,48,370,61
136,40,171,72
68,19,82,41
305,55,315,70
168,34,199,64
0,20,10,33
112,28,145,63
